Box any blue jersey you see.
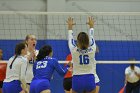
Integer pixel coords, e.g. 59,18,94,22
32,56,69,81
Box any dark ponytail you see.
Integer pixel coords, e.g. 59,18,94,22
37,45,52,61
9,55,18,69
9,42,27,69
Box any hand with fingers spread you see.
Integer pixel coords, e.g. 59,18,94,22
87,17,95,28
66,17,76,30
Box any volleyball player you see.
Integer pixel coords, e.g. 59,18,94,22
63,54,72,93
30,45,72,93
2,42,28,93
64,50,100,93
25,34,38,91
0,48,4,93
67,17,96,93
125,58,140,93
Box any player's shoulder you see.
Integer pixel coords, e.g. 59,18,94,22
89,44,96,51
46,57,58,62
71,46,78,51
125,66,130,71
46,57,58,66
8,56,14,63
18,56,28,63
9,56,14,60
135,66,140,70
126,66,130,69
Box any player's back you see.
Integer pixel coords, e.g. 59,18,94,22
4,56,27,82
72,46,96,75
33,56,68,81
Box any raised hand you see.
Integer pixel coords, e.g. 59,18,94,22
66,17,76,30
87,17,95,28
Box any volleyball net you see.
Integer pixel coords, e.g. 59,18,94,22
0,11,140,93
0,11,140,62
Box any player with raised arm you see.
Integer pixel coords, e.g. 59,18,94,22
63,52,100,93
2,42,28,93
88,19,100,93
67,17,96,93
25,34,38,91
30,45,72,93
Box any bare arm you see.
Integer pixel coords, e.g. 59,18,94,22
67,17,76,52
125,75,128,84
87,17,96,49
20,59,28,92
135,72,140,78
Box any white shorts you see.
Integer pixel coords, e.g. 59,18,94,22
95,74,100,84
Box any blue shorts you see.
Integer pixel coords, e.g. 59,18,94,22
30,79,50,93
2,80,22,93
72,74,96,93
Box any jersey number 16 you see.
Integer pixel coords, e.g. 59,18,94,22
79,55,89,65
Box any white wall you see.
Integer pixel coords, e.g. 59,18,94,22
0,0,47,40
0,0,46,11
47,0,65,12
66,0,140,12
2,0,140,12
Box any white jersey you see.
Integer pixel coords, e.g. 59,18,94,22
4,56,27,82
25,50,38,83
125,66,140,83
68,28,96,75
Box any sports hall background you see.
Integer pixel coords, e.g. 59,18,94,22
0,0,140,93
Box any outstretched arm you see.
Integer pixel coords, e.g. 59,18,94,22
20,59,28,93
54,59,69,76
67,17,76,52
87,17,96,48
135,69,140,78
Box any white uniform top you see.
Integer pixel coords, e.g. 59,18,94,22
68,28,96,75
25,50,38,83
125,66,140,83
4,56,27,82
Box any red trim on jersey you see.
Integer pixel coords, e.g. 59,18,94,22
64,54,72,78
